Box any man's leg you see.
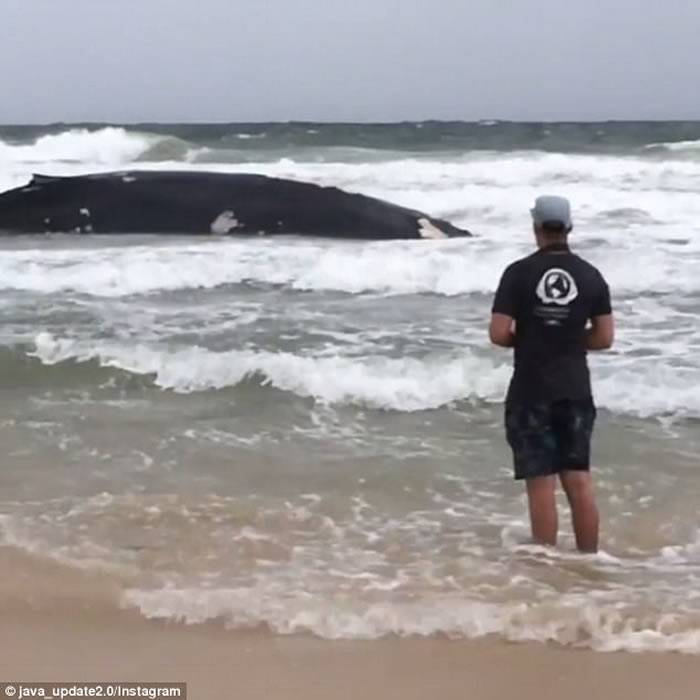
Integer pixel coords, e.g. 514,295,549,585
559,470,599,553
525,475,558,546
507,403,559,546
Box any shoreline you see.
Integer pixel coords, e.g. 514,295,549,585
1,604,699,700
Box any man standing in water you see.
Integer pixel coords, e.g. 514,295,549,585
489,196,614,553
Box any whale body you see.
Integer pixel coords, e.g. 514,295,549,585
0,171,471,239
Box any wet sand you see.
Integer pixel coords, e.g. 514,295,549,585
1,603,699,700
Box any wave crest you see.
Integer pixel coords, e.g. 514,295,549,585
29,332,508,410
0,127,165,166
21,333,700,419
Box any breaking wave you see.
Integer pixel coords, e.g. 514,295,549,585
21,332,700,419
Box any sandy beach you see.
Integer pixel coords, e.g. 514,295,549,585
1,602,698,700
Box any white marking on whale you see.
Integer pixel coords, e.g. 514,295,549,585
210,210,240,234
417,218,447,240
80,208,91,217
122,175,137,183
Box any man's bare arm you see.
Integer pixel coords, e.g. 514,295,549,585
587,314,614,350
489,313,516,348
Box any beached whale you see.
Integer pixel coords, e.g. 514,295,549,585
0,171,471,239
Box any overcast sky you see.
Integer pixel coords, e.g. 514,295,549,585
1,0,698,123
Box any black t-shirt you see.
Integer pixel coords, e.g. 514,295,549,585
492,242,612,405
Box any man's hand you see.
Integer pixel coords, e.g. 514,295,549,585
489,313,516,348
587,314,614,350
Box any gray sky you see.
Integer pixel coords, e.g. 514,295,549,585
1,0,698,123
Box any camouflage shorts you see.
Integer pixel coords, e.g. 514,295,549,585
504,398,596,480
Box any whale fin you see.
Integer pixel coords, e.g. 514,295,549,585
210,210,240,234
417,218,448,239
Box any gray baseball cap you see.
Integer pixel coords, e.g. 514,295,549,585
531,195,572,229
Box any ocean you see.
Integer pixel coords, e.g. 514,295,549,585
0,121,699,654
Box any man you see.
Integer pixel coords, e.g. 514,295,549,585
489,196,613,553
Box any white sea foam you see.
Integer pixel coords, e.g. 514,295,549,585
645,139,700,153
123,586,700,653
0,234,698,298
0,239,509,296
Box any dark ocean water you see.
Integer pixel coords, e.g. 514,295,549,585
2,120,700,156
